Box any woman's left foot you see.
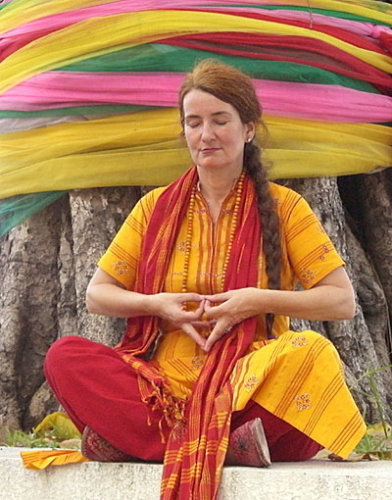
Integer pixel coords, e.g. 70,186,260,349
226,418,271,467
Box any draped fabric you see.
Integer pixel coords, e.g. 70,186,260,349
112,167,262,500
0,0,391,235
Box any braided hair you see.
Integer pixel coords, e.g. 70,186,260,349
179,60,281,336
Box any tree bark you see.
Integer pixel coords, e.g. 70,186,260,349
0,187,139,429
68,187,140,346
0,198,65,429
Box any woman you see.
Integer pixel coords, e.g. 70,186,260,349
45,60,365,499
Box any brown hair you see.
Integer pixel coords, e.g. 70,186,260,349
179,60,281,337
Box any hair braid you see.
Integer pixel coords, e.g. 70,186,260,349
244,142,281,337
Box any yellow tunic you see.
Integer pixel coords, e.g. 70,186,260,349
99,181,365,457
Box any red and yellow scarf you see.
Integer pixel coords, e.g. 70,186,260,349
115,166,261,500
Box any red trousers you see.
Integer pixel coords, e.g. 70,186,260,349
44,336,322,462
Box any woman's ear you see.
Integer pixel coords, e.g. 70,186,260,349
245,122,256,142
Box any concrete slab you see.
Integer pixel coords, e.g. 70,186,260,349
1,447,392,500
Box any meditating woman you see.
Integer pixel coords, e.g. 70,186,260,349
44,60,365,500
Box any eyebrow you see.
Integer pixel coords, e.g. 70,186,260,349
185,111,232,119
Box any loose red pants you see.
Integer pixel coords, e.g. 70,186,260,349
44,336,322,462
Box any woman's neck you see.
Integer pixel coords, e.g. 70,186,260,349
197,166,242,205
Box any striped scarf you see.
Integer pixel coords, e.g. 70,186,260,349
115,166,261,500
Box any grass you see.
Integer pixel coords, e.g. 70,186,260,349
1,428,63,448
0,414,81,449
351,364,392,459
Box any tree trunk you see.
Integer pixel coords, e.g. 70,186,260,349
0,198,64,429
0,187,139,429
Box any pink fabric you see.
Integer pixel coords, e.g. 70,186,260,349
2,71,392,123
1,0,389,61
44,335,322,462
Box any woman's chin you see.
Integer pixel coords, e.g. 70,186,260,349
196,159,227,170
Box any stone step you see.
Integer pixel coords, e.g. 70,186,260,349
1,447,392,500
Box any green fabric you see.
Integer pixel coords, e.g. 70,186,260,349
0,191,67,238
0,105,159,118
59,43,380,93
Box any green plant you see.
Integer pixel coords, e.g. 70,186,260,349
1,427,62,448
1,421,80,449
350,364,392,458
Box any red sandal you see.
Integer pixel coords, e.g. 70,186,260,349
81,426,137,462
226,418,271,467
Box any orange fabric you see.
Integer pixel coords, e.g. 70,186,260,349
99,179,344,339
21,449,89,469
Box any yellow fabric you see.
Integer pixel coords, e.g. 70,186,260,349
99,181,365,457
1,9,391,95
34,411,81,439
0,0,116,34
1,109,390,198
21,449,89,469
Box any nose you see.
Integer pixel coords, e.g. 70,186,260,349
200,121,215,142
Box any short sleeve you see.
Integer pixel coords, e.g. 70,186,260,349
276,185,345,290
98,187,165,289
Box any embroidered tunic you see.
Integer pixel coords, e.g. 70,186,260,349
99,181,365,458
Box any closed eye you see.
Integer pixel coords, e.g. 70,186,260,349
186,121,201,128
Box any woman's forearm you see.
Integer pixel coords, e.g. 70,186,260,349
250,266,356,321
86,282,153,318
255,285,355,321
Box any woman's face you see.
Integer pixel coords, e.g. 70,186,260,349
182,90,255,174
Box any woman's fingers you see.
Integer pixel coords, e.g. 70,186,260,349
203,292,230,303
190,320,216,329
194,298,206,316
180,293,204,303
204,321,232,352
178,303,205,322
205,301,227,320
181,323,206,349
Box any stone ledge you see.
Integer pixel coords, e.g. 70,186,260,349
1,447,392,500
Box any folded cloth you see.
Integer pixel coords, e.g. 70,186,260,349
21,449,89,470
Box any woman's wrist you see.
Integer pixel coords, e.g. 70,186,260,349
142,293,159,317
249,287,273,315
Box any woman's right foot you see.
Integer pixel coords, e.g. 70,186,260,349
81,426,136,462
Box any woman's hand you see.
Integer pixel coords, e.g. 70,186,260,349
202,288,264,352
148,292,207,348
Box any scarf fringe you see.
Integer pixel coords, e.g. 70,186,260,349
139,374,187,443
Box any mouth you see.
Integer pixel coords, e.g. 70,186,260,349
201,148,220,154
